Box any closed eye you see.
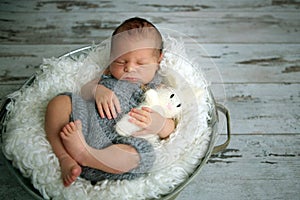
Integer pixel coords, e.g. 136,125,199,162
114,60,126,65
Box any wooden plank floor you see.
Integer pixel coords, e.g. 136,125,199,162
0,1,299,199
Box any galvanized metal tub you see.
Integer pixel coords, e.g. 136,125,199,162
0,46,230,200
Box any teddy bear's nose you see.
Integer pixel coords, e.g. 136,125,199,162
167,103,172,110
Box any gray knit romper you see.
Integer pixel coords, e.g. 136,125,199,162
67,74,162,182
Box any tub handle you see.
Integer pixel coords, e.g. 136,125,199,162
212,103,231,154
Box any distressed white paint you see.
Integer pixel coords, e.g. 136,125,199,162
0,0,299,199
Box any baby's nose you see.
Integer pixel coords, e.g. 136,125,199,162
124,66,133,72
124,64,137,72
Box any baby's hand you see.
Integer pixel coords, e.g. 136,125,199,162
95,84,121,119
129,107,166,136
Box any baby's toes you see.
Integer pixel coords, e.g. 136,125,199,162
62,124,71,133
74,120,82,131
63,175,73,187
61,126,70,135
60,131,67,140
68,122,77,132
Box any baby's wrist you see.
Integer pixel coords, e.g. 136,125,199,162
158,118,175,139
92,84,98,99
93,83,104,99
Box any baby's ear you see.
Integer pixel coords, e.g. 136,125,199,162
155,84,164,89
158,53,164,63
145,89,159,105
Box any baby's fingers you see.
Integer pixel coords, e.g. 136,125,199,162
128,115,148,129
96,101,113,119
108,101,118,119
129,109,151,125
96,103,105,119
103,101,115,119
108,95,122,118
141,106,152,113
113,95,121,114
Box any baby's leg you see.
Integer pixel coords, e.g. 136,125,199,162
60,120,140,174
60,120,116,173
45,95,81,187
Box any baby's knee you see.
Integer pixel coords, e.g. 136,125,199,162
47,95,71,112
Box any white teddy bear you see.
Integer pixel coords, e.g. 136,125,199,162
115,86,182,143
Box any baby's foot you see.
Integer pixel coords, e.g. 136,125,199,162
60,120,88,166
58,154,82,187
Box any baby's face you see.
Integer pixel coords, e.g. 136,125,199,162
109,48,162,84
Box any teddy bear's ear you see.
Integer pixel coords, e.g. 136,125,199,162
145,89,159,105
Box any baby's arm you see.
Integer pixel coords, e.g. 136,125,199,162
80,77,121,119
157,118,175,139
80,77,100,100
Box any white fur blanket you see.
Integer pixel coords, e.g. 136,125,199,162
2,36,213,199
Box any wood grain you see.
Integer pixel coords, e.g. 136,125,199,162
178,134,300,200
0,0,299,199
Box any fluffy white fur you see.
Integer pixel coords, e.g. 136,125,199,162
2,36,213,200
116,86,182,144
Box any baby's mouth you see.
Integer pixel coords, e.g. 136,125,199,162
123,77,141,83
